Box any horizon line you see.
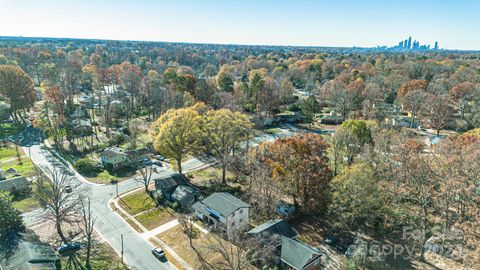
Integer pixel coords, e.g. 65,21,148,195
0,35,478,53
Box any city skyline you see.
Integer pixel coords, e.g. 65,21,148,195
0,0,479,50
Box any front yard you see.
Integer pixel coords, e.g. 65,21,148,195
118,189,156,216
12,194,40,212
157,225,252,270
0,143,36,178
135,207,177,230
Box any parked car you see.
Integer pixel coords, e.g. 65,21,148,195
152,160,162,167
65,185,73,193
57,243,81,255
325,235,337,246
151,247,165,260
155,155,165,161
138,156,152,167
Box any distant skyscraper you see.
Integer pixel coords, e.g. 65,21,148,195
434,41,439,50
407,36,412,49
404,39,408,49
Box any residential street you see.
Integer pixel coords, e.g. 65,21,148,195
19,126,300,269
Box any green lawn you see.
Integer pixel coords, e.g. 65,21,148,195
12,196,40,213
187,166,234,184
0,123,25,138
265,128,283,134
60,242,128,270
85,170,119,184
135,207,176,230
118,190,156,216
0,144,37,178
0,146,17,160
1,159,36,178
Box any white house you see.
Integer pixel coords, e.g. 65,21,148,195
192,192,250,235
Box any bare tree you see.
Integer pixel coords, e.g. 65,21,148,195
33,167,85,243
80,198,97,270
178,214,267,270
401,89,428,128
422,95,454,136
137,162,154,198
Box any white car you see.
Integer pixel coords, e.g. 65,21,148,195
151,247,165,260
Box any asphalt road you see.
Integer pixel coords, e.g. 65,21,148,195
23,143,180,270
20,125,300,270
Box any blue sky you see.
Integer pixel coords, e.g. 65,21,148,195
0,0,479,50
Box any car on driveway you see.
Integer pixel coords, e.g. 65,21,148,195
151,247,165,260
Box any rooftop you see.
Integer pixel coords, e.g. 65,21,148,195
281,236,322,270
201,192,250,217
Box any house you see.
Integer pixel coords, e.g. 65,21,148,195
281,236,322,270
276,200,296,218
248,219,297,247
320,115,343,125
100,147,129,169
154,173,188,201
171,185,199,208
275,112,301,123
154,173,199,208
0,232,58,270
0,176,30,193
192,192,250,235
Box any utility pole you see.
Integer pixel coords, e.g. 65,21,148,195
121,234,124,265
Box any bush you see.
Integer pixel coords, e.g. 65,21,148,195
288,103,301,112
75,158,102,176
171,201,180,211
152,191,165,205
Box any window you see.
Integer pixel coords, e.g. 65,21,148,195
239,209,243,215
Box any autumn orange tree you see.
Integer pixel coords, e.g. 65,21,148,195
0,65,36,123
397,79,428,98
265,133,332,213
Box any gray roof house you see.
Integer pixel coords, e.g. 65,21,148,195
0,176,30,193
0,233,58,270
100,147,129,169
281,236,322,270
154,173,188,200
171,185,199,208
248,220,297,247
192,192,250,235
